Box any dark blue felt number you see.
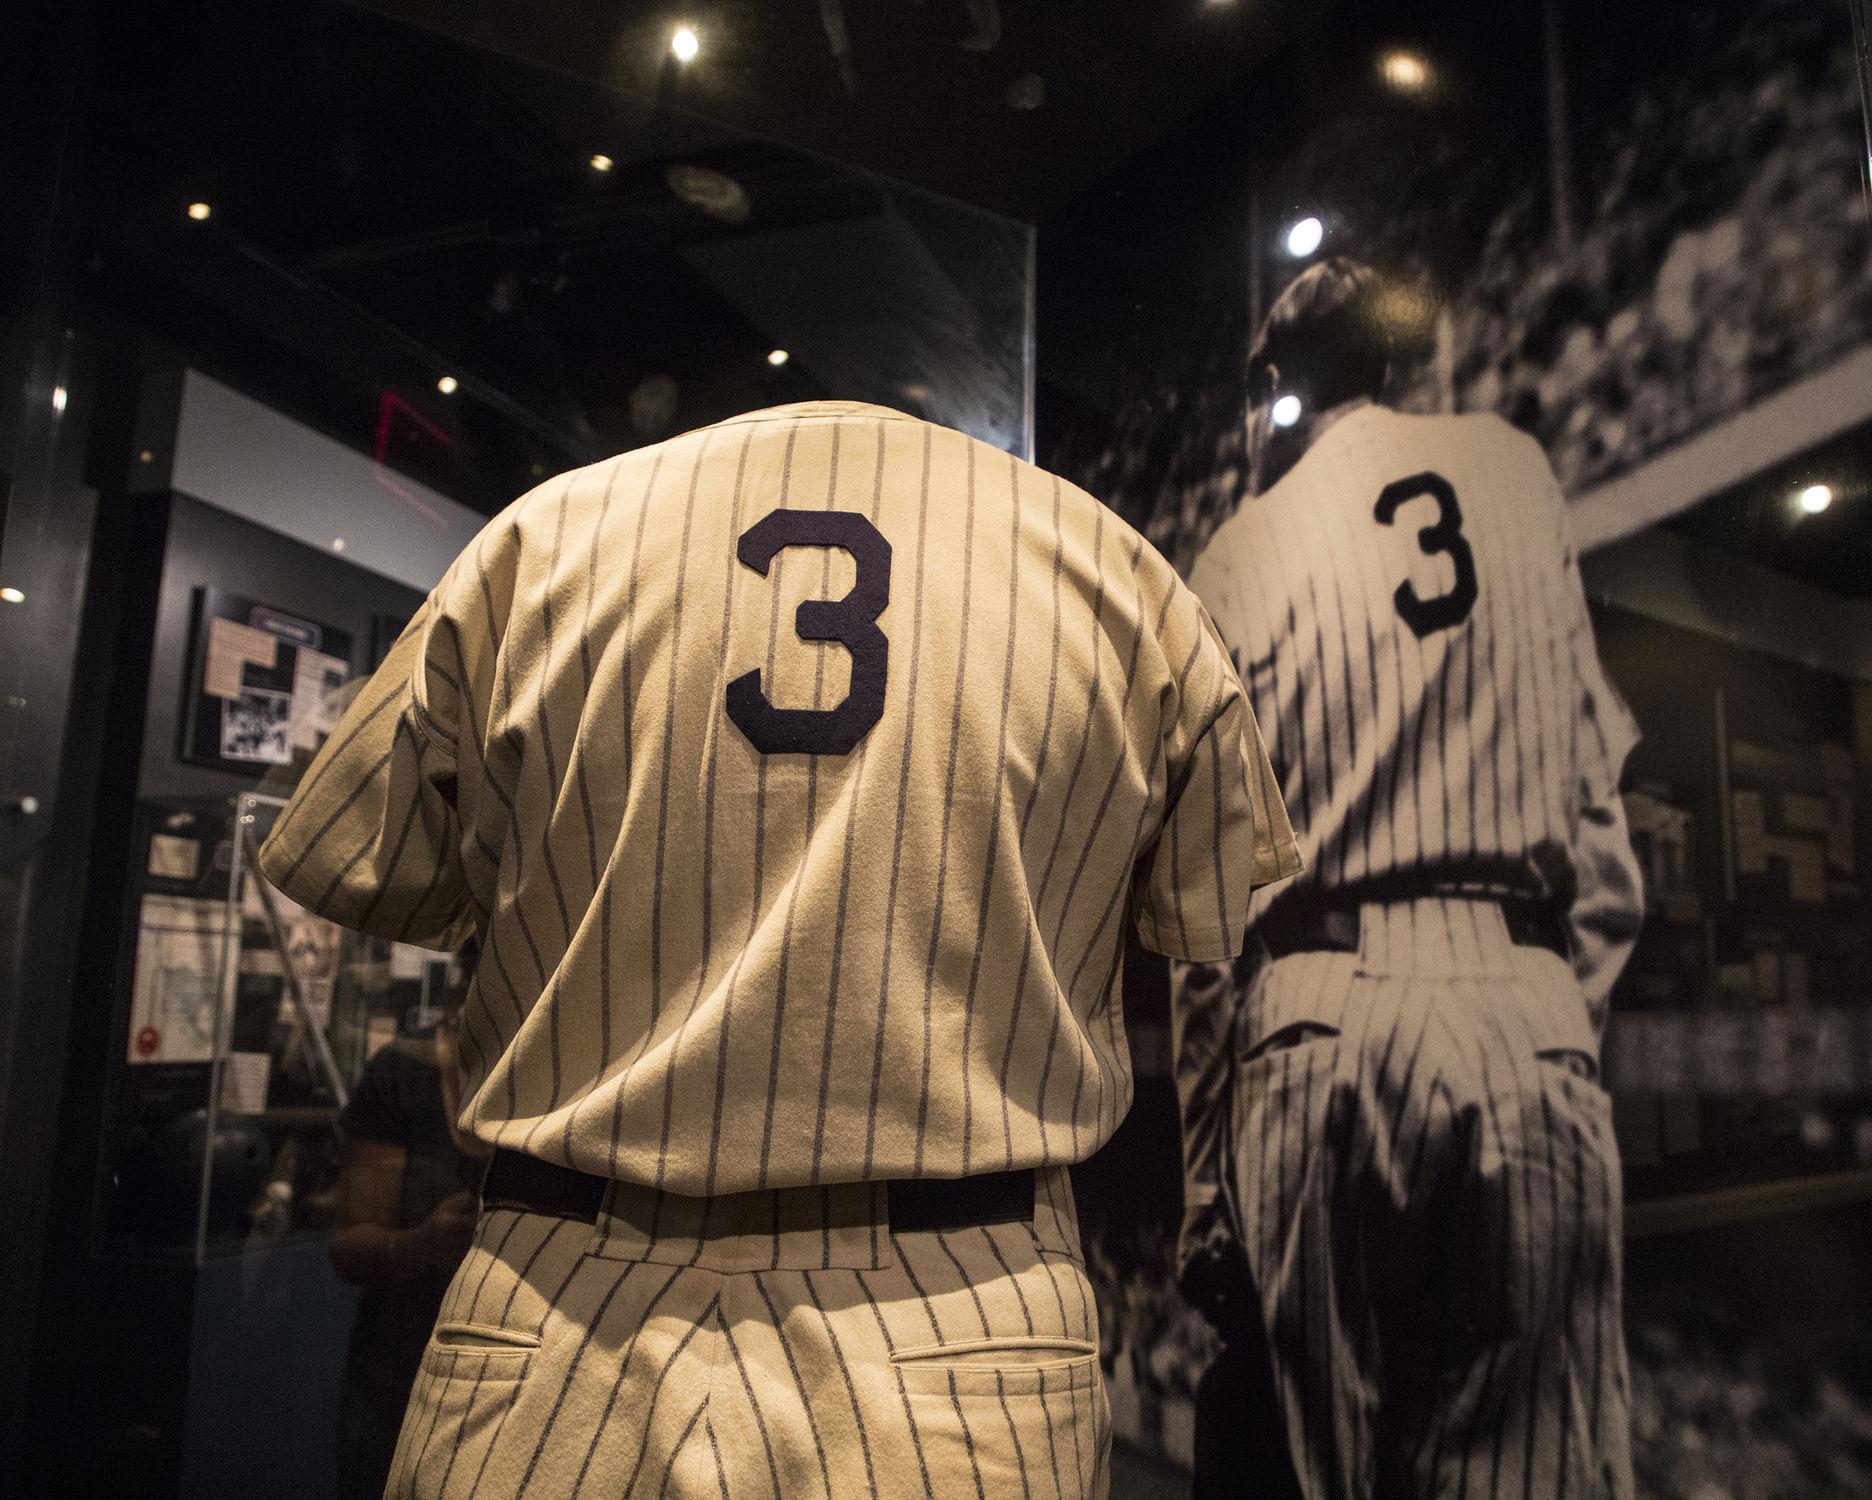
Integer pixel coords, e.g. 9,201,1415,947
1374,471,1479,639
726,510,892,755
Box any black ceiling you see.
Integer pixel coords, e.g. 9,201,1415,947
75,0,1334,513
343,0,1326,224
81,0,1060,509
66,0,1872,597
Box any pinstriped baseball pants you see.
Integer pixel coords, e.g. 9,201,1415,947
385,1166,1110,1499
1228,898,1634,1500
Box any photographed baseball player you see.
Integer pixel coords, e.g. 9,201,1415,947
1172,261,1644,1500
258,399,1300,1498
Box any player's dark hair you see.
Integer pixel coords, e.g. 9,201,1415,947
1248,258,1394,410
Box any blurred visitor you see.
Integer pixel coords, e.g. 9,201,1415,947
329,978,487,1500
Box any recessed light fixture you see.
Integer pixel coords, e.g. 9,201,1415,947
590,153,614,173
1284,216,1324,258
0,588,24,605
187,201,213,221
331,538,347,553
1798,483,1833,514
437,374,459,395
1381,50,1431,92
671,25,700,63
1271,395,1303,428
767,349,790,367
50,386,68,413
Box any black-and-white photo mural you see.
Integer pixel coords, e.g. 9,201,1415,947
1042,2,1872,1495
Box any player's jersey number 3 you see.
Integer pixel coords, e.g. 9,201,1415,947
726,508,893,756
1374,471,1478,639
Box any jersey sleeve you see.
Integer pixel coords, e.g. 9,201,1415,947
1134,601,1302,962
256,594,476,952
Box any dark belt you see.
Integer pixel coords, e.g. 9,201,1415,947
481,1149,1035,1235
1257,895,1570,961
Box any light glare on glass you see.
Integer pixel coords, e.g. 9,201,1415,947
767,349,790,367
672,26,700,63
1271,395,1303,428
1798,484,1833,514
437,374,459,395
1284,216,1324,258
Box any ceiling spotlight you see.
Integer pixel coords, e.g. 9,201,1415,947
671,26,700,63
187,201,213,222
589,153,614,173
767,349,790,367
1271,394,1303,428
1284,216,1324,258
1798,483,1833,514
437,374,459,395
331,538,348,553
0,588,24,605
50,386,67,413
1381,50,1431,92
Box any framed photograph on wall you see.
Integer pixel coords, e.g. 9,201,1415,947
179,589,354,774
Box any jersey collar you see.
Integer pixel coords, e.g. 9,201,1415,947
715,400,920,427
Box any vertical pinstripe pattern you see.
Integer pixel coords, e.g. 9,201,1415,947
861,422,936,1178
260,399,1298,1197
1178,406,1641,1499
1189,408,1639,955
1211,907,1632,1500
384,1171,1111,1499
912,435,979,1171
811,422,891,1186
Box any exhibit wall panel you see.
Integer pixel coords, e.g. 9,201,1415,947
166,371,482,595
135,496,425,808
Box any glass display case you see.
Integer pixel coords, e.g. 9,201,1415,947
105,792,456,1263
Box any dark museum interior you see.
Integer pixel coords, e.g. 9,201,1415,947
4,2,1872,1496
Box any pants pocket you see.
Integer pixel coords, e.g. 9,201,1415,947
1241,1019,1342,1063
890,1336,1099,1398
419,1320,540,1382
892,1341,1110,1500
394,1335,539,1498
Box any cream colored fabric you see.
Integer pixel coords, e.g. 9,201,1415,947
260,402,1300,1194
386,1169,1110,1499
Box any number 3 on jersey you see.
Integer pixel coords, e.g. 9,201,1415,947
727,509,892,755
1374,471,1478,638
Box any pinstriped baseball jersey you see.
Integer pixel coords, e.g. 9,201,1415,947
1187,404,1641,1028
259,401,1300,1196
